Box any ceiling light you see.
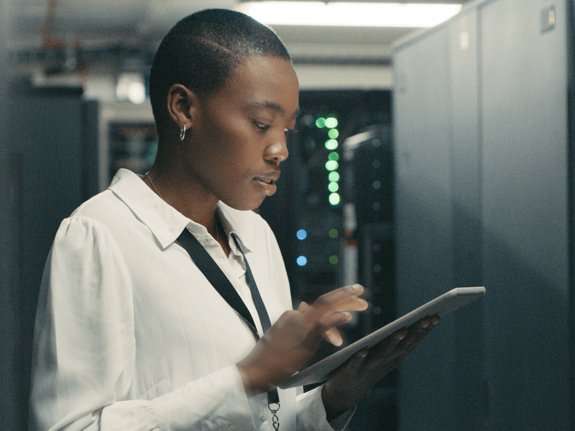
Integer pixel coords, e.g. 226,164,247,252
116,73,146,104
236,2,463,28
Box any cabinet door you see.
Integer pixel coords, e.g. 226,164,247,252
3,96,88,429
394,25,456,431
448,9,487,431
481,0,571,429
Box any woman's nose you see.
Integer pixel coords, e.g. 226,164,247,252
265,133,289,165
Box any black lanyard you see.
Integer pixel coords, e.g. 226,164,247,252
176,228,281,410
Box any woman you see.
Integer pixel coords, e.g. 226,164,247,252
29,9,437,431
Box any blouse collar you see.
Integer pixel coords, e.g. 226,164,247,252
108,169,255,253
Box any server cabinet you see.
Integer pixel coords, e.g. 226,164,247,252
394,24,457,430
447,9,487,431
393,0,573,429
0,90,99,430
481,1,571,429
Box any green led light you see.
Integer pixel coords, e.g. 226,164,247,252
329,255,339,265
301,114,314,127
316,117,326,128
325,117,338,128
328,152,339,161
328,182,339,192
329,228,338,239
329,171,340,182
329,192,341,205
325,139,338,150
328,129,339,139
325,160,339,171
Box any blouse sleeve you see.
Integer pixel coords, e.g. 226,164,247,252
29,216,254,431
296,387,355,431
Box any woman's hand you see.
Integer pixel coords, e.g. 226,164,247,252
237,284,368,396
321,315,440,422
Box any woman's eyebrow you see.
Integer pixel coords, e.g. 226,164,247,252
249,101,300,117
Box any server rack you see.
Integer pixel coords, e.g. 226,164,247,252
259,90,398,429
0,84,99,430
393,0,575,429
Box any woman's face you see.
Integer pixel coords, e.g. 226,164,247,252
185,55,300,211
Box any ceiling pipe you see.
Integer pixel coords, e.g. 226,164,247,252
42,0,61,49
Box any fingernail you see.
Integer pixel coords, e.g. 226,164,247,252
352,284,362,290
344,312,352,319
359,349,369,358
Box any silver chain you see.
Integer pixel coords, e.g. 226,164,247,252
145,172,166,202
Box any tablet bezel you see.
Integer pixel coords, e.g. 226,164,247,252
279,286,486,389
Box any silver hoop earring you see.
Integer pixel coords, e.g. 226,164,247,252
180,124,186,141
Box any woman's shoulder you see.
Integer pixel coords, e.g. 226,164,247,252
52,188,138,253
68,189,132,229
65,169,147,228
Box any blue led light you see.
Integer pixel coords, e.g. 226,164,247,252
297,256,308,266
296,229,307,240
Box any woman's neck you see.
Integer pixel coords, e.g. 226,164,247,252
144,164,230,256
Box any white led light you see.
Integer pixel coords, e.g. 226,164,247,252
236,2,462,28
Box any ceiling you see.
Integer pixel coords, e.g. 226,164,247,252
7,0,471,63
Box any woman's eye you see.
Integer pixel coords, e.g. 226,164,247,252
254,121,271,131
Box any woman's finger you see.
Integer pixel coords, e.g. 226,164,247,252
324,327,343,346
363,316,439,372
301,311,353,348
297,301,310,312
304,284,366,323
291,286,370,351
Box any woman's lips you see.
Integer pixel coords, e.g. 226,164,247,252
254,177,275,185
253,172,280,195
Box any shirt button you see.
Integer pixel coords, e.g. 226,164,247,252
259,411,268,422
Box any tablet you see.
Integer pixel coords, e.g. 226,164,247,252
279,286,486,389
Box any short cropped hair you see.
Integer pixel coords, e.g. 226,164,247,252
149,8,291,136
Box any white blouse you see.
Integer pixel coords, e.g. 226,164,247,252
29,169,351,431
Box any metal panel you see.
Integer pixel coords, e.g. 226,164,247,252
82,100,101,200
448,9,488,430
394,25,456,431
481,0,571,428
0,1,21,428
3,95,86,429
569,0,575,425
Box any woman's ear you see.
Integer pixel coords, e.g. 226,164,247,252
166,84,200,131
